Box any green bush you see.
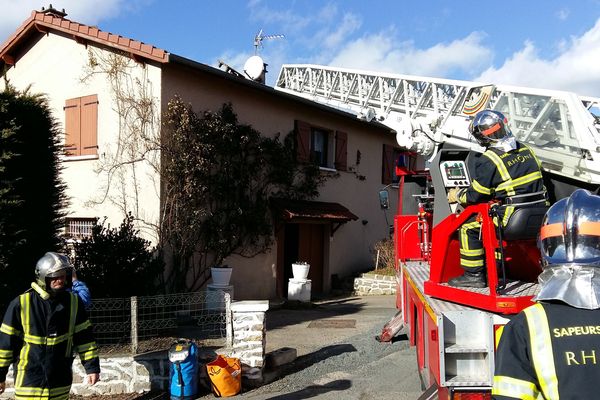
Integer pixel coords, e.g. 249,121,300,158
69,213,164,298
0,88,67,308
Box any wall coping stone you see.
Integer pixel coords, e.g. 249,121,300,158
231,300,269,312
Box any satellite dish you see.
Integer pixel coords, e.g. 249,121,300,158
244,55,265,81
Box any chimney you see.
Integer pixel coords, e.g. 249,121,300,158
40,4,67,18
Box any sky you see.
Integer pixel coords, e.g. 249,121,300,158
2,1,600,97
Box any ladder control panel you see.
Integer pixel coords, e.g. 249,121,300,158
441,160,471,188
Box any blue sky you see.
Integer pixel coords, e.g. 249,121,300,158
2,1,600,96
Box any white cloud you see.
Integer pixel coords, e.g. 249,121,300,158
327,30,493,79
0,0,147,45
317,13,362,50
476,18,600,97
247,2,312,34
556,8,570,20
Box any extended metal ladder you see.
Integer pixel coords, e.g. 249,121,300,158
276,64,600,187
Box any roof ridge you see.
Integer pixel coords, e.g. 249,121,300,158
1,9,168,65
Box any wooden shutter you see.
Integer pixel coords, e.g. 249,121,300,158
80,95,98,156
64,98,81,156
382,144,395,184
334,131,347,171
295,120,311,162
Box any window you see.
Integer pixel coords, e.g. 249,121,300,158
64,94,99,157
295,120,347,171
311,128,331,167
382,144,403,184
65,217,97,240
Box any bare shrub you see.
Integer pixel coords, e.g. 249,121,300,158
372,239,395,271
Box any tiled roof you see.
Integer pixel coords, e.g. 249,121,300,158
0,11,168,66
270,198,358,222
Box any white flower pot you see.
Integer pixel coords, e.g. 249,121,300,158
211,266,233,286
292,263,310,280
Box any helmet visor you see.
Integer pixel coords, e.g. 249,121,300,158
540,220,600,265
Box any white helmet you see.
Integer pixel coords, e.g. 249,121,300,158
35,252,72,290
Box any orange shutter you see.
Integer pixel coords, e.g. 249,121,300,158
64,98,81,156
382,144,395,184
295,120,311,162
334,131,347,171
80,95,98,156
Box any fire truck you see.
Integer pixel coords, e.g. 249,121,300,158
276,65,600,399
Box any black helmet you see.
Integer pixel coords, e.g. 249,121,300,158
468,109,512,147
35,252,72,290
538,189,600,268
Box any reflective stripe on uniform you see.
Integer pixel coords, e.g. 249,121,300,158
460,258,484,268
76,341,99,361
15,383,71,399
74,320,91,333
65,294,78,357
24,332,69,346
493,375,538,400
0,323,22,336
460,221,480,250
0,348,12,367
496,171,543,194
522,144,543,169
502,205,515,227
472,179,492,195
460,248,485,256
483,150,511,181
17,294,31,389
524,304,559,399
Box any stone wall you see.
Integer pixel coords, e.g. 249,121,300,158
0,353,170,397
353,273,398,295
0,301,269,398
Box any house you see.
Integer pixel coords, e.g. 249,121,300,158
0,7,403,300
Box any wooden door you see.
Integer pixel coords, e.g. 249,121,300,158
298,224,324,292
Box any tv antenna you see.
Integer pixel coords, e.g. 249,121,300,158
253,29,285,54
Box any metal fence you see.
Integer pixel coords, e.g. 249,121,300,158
88,290,231,354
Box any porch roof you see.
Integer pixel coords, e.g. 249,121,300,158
270,198,358,223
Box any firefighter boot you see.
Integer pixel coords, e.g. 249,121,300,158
448,270,487,288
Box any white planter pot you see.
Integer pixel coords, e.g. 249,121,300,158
211,266,233,286
292,263,310,280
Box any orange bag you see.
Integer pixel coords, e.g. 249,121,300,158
206,355,241,397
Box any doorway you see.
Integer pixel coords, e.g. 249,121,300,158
282,223,325,296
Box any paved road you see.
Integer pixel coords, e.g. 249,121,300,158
201,295,423,399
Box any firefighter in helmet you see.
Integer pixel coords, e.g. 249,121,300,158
493,189,600,399
447,109,547,287
0,252,100,399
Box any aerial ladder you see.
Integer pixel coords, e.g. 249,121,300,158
276,64,600,199
275,64,600,398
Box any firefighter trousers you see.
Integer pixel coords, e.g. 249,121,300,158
458,215,485,273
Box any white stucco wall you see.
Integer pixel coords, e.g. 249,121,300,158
2,33,162,243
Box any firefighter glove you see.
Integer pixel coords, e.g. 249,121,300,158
447,187,460,204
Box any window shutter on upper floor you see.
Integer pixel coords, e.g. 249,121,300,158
382,144,395,184
296,120,311,162
334,131,347,171
80,95,98,156
64,95,98,157
64,98,80,156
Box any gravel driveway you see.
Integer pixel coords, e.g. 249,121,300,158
199,295,423,399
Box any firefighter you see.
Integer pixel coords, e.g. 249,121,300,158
493,189,600,399
447,109,547,287
0,252,100,399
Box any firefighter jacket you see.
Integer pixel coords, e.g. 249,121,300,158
457,141,546,226
493,302,600,399
0,282,100,400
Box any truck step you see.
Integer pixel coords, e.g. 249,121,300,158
444,343,489,353
445,375,490,387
